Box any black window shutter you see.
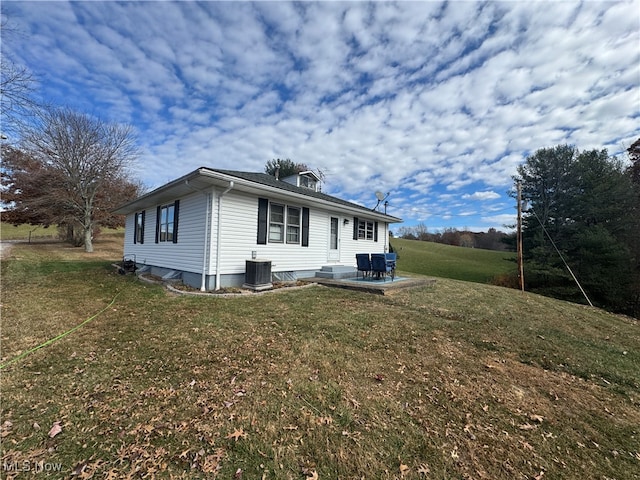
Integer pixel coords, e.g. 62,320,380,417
140,210,145,244
302,207,310,247
353,217,359,240
155,205,161,243
257,198,268,245
172,200,180,243
374,221,379,242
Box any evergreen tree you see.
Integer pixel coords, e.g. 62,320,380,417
516,145,637,314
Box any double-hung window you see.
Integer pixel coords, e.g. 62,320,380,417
286,207,301,244
269,204,302,244
358,219,374,240
269,204,285,242
159,204,175,242
155,200,179,243
353,217,378,242
258,198,309,246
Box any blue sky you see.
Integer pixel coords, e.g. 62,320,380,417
2,1,639,232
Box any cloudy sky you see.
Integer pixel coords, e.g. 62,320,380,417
2,1,639,232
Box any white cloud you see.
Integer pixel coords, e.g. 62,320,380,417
463,191,501,201
481,214,517,232
3,0,638,232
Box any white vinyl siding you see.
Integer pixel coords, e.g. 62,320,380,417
123,192,207,274
341,220,388,265
123,189,392,279
215,192,324,274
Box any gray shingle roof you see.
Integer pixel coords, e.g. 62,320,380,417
208,169,401,222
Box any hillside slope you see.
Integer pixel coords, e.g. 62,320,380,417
392,237,516,283
1,239,638,479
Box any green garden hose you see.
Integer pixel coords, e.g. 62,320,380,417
0,291,121,370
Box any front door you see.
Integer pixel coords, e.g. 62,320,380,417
328,216,340,261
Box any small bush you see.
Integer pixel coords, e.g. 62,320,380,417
490,272,520,289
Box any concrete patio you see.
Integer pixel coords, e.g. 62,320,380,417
300,272,436,295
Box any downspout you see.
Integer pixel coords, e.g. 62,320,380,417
185,180,214,292
200,192,213,291
215,181,234,290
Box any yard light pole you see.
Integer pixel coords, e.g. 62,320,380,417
517,181,524,292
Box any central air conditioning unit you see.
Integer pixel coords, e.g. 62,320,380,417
243,259,273,291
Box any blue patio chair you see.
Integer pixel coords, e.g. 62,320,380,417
355,253,372,280
371,253,395,281
385,252,397,280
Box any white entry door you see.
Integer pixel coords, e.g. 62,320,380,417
328,216,340,261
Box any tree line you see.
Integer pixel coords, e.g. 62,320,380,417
516,142,640,317
395,225,514,252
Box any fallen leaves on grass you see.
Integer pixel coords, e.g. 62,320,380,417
519,423,537,431
70,459,105,478
226,428,247,441
1,420,12,438
48,421,62,438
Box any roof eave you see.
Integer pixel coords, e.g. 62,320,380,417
113,167,402,223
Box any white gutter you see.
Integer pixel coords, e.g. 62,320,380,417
215,181,234,290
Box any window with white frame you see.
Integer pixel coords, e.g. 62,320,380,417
268,203,303,244
286,206,301,243
358,219,375,240
258,198,309,247
269,204,285,242
299,176,317,191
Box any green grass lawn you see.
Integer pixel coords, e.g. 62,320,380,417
392,237,516,284
1,238,638,479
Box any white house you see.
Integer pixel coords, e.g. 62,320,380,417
113,167,402,290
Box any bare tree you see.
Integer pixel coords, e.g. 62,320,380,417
21,108,139,252
1,17,41,136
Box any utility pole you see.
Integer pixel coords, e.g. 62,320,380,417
517,181,525,292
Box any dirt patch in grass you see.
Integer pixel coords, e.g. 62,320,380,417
1,241,639,479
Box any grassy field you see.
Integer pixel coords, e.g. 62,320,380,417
392,237,516,284
0,223,60,241
1,236,639,479
0,222,124,242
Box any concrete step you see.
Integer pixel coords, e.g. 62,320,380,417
315,265,357,279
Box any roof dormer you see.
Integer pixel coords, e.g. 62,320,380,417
282,171,322,192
